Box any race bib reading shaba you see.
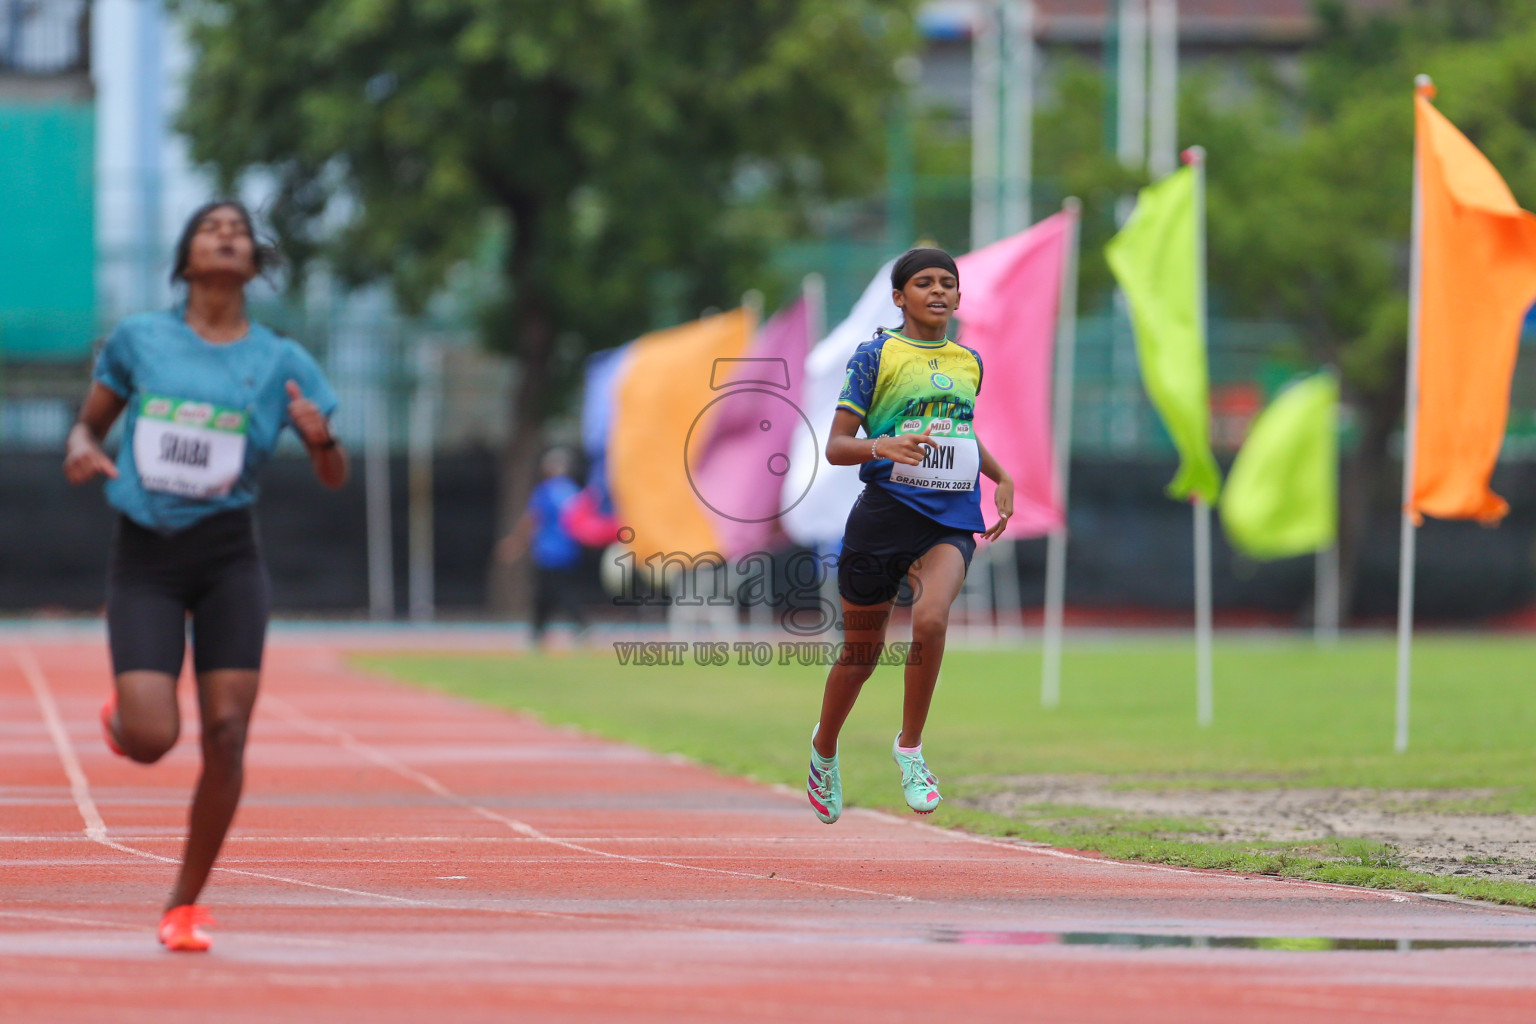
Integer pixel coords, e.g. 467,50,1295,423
132,395,248,499
887,415,980,492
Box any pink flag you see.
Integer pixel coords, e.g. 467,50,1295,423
955,211,1072,539
688,295,813,558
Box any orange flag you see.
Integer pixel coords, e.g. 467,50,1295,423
608,308,752,558
1412,87,1536,522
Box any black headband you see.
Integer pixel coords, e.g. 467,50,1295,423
891,247,959,291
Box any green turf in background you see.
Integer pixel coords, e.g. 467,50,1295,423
357,635,1536,906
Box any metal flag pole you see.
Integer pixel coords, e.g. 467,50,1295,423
1396,75,1432,753
1315,362,1343,645
1314,542,1341,645
1185,144,1213,728
1194,496,1214,726
1042,198,1083,708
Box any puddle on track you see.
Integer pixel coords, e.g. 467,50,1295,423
933,930,1536,952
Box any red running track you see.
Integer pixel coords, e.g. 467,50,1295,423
3,635,1536,1023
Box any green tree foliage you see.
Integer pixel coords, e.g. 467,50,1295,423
174,1,918,604
1031,4,1536,615
1188,1,1536,612
175,0,917,414
1032,58,1147,307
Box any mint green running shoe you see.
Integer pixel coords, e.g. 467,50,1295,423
892,734,942,814
807,725,842,824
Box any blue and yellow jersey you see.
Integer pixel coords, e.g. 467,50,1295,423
836,328,985,531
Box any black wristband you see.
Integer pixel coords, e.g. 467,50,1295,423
310,435,338,451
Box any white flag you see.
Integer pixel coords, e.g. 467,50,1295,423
781,261,897,547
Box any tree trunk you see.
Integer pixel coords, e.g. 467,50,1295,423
487,304,556,618
1336,386,1403,623
486,194,559,619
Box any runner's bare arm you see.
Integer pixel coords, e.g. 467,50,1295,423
977,437,1014,542
495,511,534,564
824,409,936,467
285,381,349,489
63,383,127,484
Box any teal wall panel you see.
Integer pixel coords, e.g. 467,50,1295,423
0,104,95,360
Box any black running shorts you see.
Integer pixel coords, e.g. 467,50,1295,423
106,508,271,677
836,485,976,606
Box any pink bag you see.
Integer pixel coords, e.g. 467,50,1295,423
559,487,620,548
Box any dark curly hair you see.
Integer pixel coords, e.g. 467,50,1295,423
169,200,280,285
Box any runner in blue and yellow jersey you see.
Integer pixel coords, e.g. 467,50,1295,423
63,201,347,951
807,248,1014,823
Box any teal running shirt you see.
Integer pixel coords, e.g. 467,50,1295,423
92,307,339,534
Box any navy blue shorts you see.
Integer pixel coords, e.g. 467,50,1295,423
836,485,976,606
106,509,270,676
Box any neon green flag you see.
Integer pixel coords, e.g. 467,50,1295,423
1219,373,1339,560
1106,166,1222,503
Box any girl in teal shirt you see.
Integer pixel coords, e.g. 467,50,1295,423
64,201,348,951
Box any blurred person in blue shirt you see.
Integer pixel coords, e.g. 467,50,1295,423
496,448,588,642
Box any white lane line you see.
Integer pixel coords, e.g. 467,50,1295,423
0,834,927,844
15,647,432,908
0,907,140,931
848,807,1419,904
267,695,915,903
16,646,107,841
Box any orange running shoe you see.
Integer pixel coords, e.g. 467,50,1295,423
100,694,125,758
158,905,215,952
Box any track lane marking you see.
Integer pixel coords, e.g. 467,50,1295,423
267,695,916,903
11,649,802,932
15,646,439,908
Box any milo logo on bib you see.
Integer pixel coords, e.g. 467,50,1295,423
888,414,980,492
134,395,249,499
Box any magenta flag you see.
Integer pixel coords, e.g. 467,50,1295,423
688,295,813,558
955,211,1072,539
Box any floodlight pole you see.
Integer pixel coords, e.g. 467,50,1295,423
971,3,1002,249
1396,75,1433,753
1000,1,1035,235
365,377,395,620
1185,144,1213,728
1042,198,1082,708
1148,0,1179,179
407,344,441,623
1116,0,1148,171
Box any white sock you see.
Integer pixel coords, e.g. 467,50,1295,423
897,740,921,756
812,725,836,764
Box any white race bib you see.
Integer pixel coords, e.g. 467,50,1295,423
133,395,249,499
886,415,979,492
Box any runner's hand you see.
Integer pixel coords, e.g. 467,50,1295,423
878,425,940,466
286,381,332,447
63,437,118,484
980,477,1014,542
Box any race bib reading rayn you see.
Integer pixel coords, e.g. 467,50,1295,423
887,415,979,492
133,395,248,499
